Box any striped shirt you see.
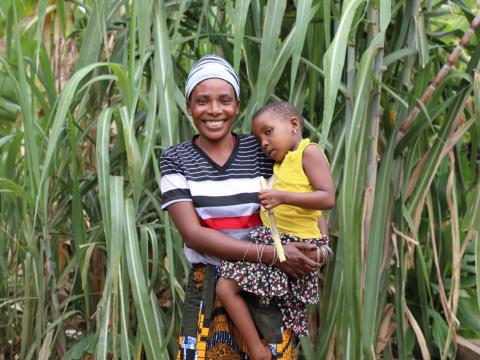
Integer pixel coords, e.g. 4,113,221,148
160,134,273,265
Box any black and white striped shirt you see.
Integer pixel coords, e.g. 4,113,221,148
160,134,273,265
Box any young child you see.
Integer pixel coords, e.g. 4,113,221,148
216,101,335,360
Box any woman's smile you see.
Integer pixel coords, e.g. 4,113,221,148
203,119,227,130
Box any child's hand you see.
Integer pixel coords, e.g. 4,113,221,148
259,189,284,210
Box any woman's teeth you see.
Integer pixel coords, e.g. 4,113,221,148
205,120,225,129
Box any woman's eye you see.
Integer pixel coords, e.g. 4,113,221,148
221,97,232,104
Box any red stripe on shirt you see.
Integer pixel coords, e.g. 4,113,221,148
202,214,262,230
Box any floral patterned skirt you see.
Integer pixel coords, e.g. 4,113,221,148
220,226,332,336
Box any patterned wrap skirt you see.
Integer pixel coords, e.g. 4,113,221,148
176,263,299,360
220,226,332,336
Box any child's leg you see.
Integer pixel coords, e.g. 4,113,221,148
216,277,271,360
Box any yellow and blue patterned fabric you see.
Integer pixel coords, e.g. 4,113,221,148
176,264,298,359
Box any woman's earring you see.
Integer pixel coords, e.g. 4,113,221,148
292,129,297,133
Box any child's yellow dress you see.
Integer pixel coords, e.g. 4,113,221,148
220,139,333,336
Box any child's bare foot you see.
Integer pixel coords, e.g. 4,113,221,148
249,344,272,360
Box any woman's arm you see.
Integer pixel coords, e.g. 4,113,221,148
167,201,320,278
318,213,329,236
259,145,335,210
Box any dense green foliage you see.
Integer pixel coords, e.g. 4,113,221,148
0,0,479,359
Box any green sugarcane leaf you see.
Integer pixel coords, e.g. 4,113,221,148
416,15,430,68
233,0,251,72
136,0,151,68
476,232,480,312
124,199,164,359
475,69,480,126
39,62,109,206
407,87,471,217
290,0,313,99
463,180,480,232
153,0,179,148
95,293,111,360
0,177,33,204
96,108,113,243
383,48,418,67
75,0,122,70
119,107,143,205
256,0,287,106
141,85,158,176
380,0,391,33
322,0,366,147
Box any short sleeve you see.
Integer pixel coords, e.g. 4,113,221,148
160,148,192,210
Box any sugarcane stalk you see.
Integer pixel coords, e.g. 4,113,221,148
396,13,480,143
259,177,286,262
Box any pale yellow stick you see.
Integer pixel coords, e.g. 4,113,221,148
259,177,286,262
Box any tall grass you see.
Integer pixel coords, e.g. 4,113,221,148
0,0,479,358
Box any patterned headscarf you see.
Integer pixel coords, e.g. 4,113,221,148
185,55,240,100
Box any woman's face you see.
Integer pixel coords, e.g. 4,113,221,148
187,78,240,142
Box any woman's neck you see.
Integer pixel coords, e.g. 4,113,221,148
196,133,236,166
196,132,234,148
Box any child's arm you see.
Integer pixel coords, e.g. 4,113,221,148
259,144,335,210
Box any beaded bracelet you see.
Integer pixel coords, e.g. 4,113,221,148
316,246,321,264
316,244,333,265
258,243,267,263
242,241,254,262
269,245,278,266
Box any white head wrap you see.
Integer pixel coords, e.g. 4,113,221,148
185,55,240,100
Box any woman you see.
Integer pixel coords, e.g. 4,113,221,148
160,55,320,359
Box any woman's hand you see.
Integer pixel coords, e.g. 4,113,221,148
274,243,320,279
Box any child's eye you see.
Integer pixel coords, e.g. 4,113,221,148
265,128,272,135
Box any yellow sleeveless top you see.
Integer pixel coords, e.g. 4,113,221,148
261,138,326,239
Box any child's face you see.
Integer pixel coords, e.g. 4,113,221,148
251,111,299,162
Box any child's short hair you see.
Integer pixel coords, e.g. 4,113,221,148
252,101,304,130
